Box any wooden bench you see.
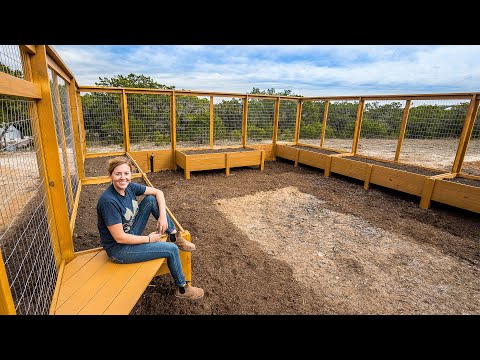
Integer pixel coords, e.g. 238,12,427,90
49,231,192,315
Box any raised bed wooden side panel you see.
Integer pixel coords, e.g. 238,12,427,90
130,149,174,172
248,144,274,161
188,153,226,171
431,180,480,213
330,157,370,181
298,150,330,170
175,151,186,169
275,144,298,162
228,150,262,168
369,166,427,196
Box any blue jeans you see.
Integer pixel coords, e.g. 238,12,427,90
106,195,186,287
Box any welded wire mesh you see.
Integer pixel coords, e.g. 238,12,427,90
127,93,171,150
75,94,86,157
49,70,73,218
58,78,79,203
175,95,210,148
299,100,326,145
401,99,470,171
277,99,297,142
356,100,406,160
460,106,480,176
246,98,274,144
0,97,57,315
0,45,31,81
213,97,243,147
80,92,123,153
322,100,359,152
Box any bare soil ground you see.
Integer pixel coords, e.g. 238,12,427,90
75,156,480,315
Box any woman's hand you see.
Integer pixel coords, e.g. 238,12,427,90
148,231,167,242
156,215,168,234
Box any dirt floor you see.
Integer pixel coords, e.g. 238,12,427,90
74,157,480,315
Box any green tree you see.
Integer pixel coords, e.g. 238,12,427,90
95,74,175,90
82,74,175,146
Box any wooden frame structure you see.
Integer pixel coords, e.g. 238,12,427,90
175,146,265,179
274,91,480,213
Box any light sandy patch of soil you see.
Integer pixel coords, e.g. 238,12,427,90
215,186,479,314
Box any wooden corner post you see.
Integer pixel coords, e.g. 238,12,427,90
320,100,329,147
272,97,280,160
351,97,365,154
452,94,480,173
242,96,249,147
395,100,411,161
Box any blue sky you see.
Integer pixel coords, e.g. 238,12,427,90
53,45,480,97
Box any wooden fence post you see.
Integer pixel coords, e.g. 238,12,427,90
30,45,74,262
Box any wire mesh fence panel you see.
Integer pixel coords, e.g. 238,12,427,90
176,95,210,149
277,99,297,142
322,100,359,152
0,45,31,81
356,100,406,160
58,77,79,203
127,93,171,151
213,97,243,147
401,99,470,171
299,100,326,146
80,92,123,153
460,107,480,176
0,96,57,315
49,70,73,218
246,98,274,144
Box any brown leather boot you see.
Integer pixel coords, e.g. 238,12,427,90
171,233,196,252
175,283,204,300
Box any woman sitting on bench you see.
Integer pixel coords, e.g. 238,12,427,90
96,156,204,300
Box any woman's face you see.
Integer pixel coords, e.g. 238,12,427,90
110,163,131,193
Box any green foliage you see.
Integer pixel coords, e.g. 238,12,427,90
247,124,268,139
153,131,170,146
324,125,334,138
95,73,175,89
360,119,388,138
278,129,294,141
248,87,301,97
0,62,23,78
100,117,123,144
230,129,242,140
128,116,146,143
300,121,321,139
213,115,227,139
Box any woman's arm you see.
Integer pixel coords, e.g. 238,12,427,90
107,223,166,244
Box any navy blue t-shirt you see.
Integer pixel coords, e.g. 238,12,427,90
97,182,146,250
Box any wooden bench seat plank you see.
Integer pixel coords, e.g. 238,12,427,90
79,257,165,315
103,258,165,315
62,250,100,283
57,250,109,307
54,260,122,315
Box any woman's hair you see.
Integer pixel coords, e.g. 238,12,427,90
107,156,133,175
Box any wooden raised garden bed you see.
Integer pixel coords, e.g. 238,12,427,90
276,143,480,213
275,143,342,170
429,175,480,213
175,147,265,179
